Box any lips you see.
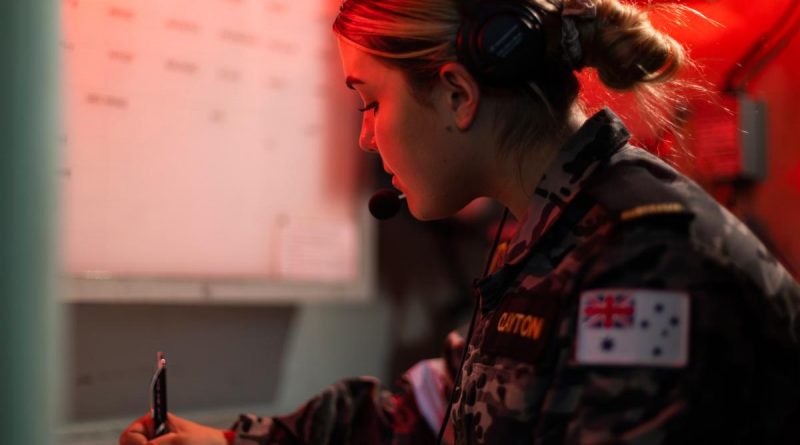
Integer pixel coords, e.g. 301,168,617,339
383,163,401,189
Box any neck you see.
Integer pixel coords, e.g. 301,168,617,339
493,107,587,220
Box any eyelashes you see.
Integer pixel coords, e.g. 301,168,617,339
358,101,379,113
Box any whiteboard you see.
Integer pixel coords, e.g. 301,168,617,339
61,0,375,303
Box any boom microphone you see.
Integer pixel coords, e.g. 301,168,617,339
369,188,406,220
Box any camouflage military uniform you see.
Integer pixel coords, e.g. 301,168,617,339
230,109,800,445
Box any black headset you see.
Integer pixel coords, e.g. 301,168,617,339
456,0,550,85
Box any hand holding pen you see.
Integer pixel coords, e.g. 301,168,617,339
118,412,230,445
118,352,230,445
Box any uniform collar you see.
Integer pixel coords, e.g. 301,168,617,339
502,107,630,266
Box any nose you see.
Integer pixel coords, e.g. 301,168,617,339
358,113,378,153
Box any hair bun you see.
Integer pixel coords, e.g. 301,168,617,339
579,0,684,90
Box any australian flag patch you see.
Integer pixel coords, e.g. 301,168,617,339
574,289,689,368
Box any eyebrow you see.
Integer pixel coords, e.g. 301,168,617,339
345,76,365,90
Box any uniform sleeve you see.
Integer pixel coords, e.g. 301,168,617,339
228,330,467,445
559,224,798,445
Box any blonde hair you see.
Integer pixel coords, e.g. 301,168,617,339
334,0,699,156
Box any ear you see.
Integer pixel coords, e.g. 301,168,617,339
437,62,481,130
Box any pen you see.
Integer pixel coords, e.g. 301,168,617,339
150,351,168,437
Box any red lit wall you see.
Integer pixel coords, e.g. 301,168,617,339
592,0,800,276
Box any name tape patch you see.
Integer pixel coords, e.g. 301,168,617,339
496,312,545,340
483,291,558,364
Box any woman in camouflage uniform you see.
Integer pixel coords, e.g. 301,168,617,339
121,0,800,444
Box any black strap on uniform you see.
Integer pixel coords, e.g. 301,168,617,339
434,206,510,445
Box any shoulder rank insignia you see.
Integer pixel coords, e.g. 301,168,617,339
574,289,689,368
620,202,686,221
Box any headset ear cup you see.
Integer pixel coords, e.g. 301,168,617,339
456,2,546,85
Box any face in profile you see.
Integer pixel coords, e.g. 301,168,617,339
336,37,488,221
